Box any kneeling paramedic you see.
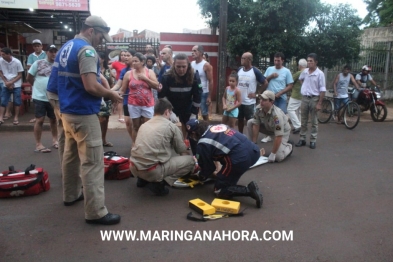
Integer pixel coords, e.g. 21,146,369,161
186,119,263,208
130,98,195,196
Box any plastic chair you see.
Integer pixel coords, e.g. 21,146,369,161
20,82,32,115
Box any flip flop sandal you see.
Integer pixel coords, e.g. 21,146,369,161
29,118,36,123
34,148,51,153
13,120,19,125
118,119,125,123
3,114,12,120
103,142,114,147
53,143,59,149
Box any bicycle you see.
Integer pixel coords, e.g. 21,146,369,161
317,89,360,130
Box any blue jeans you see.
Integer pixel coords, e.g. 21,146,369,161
1,86,21,107
334,97,349,114
274,96,287,114
200,92,209,116
0,83,3,105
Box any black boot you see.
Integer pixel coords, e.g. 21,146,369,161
247,181,263,208
136,177,149,188
219,181,263,208
147,181,169,196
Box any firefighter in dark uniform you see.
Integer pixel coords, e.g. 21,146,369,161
186,119,263,208
158,53,202,153
247,90,293,162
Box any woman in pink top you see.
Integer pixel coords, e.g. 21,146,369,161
120,53,159,143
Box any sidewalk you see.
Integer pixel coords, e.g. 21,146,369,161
0,101,223,132
1,101,392,132
107,101,222,129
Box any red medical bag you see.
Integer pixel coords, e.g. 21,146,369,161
104,151,133,180
0,165,50,198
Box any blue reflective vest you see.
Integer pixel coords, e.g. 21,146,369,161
48,38,101,115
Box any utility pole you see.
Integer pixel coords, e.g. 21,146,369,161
217,0,228,114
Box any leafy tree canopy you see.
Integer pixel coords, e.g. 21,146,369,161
197,0,362,68
363,0,393,26
304,3,363,68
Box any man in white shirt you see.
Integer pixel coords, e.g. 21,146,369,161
237,52,267,134
295,53,326,149
0,47,24,125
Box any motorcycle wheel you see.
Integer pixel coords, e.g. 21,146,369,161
344,101,360,129
370,103,387,122
317,99,333,123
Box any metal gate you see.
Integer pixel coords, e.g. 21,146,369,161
96,37,160,60
326,40,393,99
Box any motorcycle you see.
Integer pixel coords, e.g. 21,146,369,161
349,86,387,122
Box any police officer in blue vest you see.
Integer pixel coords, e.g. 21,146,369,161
186,119,263,208
47,16,123,225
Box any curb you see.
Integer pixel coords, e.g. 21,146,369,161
1,115,391,133
0,119,223,133
0,123,51,132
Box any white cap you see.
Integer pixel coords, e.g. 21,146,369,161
362,65,371,71
32,39,42,45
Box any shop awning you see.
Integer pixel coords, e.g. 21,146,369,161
0,8,90,31
0,21,41,34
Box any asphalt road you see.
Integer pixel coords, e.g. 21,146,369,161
1,121,392,261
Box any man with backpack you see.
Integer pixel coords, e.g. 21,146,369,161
353,65,379,101
355,65,378,88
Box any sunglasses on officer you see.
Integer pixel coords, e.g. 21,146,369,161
93,26,110,34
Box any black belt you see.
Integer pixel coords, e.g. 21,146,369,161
303,95,320,98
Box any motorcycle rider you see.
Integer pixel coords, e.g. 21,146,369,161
355,65,378,88
354,65,380,109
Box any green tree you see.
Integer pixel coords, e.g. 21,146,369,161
197,0,362,68
363,0,393,26
304,3,362,68
198,0,320,61
197,0,220,34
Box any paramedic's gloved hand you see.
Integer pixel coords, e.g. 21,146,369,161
268,153,276,163
189,114,196,120
169,111,179,123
